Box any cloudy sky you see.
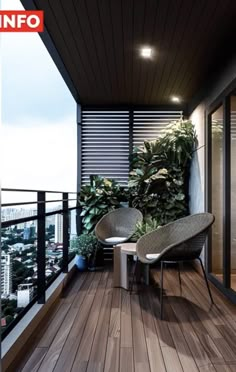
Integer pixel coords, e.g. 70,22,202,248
1,0,77,195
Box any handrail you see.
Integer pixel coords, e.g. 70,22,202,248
2,187,77,194
2,198,77,208
1,206,78,228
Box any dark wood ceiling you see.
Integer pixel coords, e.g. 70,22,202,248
23,0,236,106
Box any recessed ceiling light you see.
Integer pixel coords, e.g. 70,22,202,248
171,96,181,103
140,47,152,58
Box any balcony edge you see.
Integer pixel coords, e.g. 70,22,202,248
2,261,76,371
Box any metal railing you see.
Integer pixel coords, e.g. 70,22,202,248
1,188,79,339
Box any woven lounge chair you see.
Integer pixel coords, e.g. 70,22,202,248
95,207,143,246
132,213,215,319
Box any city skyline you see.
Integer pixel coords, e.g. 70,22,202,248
1,205,77,329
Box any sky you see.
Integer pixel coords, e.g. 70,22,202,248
1,0,77,196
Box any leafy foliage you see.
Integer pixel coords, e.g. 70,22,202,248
70,233,97,258
12,260,34,292
129,120,197,224
79,175,128,233
158,120,197,166
131,217,160,241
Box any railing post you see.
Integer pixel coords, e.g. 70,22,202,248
129,109,134,207
62,193,69,273
37,192,46,304
129,109,133,168
77,105,82,235
0,185,2,360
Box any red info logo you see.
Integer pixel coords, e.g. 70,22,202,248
0,11,44,32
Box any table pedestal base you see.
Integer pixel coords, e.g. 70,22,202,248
113,243,149,290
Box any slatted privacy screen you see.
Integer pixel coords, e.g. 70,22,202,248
213,113,236,140
231,112,236,140
81,109,183,186
213,114,236,140
81,111,130,186
133,110,183,148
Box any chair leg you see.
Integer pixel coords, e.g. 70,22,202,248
130,258,138,294
198,257,214,304
178,262,182,292
160,261,164,320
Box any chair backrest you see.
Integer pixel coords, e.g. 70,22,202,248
136,213,215,263
95,207,143,243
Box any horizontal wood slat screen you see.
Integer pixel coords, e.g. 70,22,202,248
81,109,183,186
133,110,183,147
81,111,130,186
231,112,236,140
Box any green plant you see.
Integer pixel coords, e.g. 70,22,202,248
131,217,160,241
70,233,97,258
158,120,197,166
79,175,128,233
129,120,197,224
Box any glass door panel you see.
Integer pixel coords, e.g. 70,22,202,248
211,105,224,282
231,95,236,291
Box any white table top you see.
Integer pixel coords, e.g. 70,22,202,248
116,242,137,255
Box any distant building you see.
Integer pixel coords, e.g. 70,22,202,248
70,209,77,240
1,254,12,296
1,318,7,327
46,215,55,229
17,284,34,308
55,214,63,244
2,208,37,229
9,293,17,300
23,223,36,240
30,224,36,238
23,227,30,240
12,243,26,251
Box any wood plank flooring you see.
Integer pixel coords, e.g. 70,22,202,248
13,265,236,372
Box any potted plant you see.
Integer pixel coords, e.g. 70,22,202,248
87,241,104,271
71,234,97,271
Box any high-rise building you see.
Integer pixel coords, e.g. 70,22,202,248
1,254,13,296
70,209,77,241
55,213,63,243
23,227,30,240
30,223,36,238
17,284,34,308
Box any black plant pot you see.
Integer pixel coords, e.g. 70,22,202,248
88,247,104,271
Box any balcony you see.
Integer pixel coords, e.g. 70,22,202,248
1,189,236,371
2,0,236,370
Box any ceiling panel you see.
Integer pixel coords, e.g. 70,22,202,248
23,0,236,106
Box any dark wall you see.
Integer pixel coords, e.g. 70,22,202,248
189,54,236,114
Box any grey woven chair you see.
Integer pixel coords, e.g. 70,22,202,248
132,213,215,319
95,207,143,246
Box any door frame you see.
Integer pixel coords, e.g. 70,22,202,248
206,94,236,303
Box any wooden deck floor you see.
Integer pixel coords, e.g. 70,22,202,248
16,266,236,372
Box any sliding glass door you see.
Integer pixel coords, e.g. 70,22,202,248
210,105,224,283
208,95,236,301
231,95,236,291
